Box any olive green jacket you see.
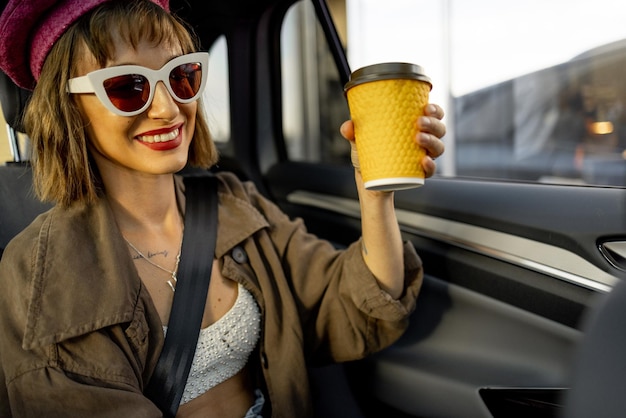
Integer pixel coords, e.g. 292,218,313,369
0,172,423,417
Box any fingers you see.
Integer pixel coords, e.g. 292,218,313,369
417,103,446,162
418,131,445,160
419,103,445,178
424,103,445,119
422,155,437,178
418,105,446,139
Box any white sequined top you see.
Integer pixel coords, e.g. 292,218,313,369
163,283,261,405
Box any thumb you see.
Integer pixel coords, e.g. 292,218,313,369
340,120,355,140
340,120,359,171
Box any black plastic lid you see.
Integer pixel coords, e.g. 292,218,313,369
344,62,432,91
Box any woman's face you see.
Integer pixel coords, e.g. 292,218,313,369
74,37,197,181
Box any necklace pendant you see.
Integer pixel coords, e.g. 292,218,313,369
124,237,181,294
167,275,177,292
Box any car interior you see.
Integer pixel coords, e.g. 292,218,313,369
2,0,626,417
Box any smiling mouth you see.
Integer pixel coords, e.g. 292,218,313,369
136,128,180,143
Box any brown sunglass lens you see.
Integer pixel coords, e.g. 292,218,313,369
103,74,150,112
169,63,202,100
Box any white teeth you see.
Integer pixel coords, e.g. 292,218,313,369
137,128,179,143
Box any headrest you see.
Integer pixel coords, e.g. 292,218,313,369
0,69,30,132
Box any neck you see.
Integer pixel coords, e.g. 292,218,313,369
104,172,181,236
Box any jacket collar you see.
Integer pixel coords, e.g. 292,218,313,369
23,174,268,349
173,174,268,258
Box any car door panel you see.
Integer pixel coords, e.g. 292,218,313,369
264,161,620,417
348,276,578,418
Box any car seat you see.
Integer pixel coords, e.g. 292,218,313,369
562,279,626,418
0,71,52,256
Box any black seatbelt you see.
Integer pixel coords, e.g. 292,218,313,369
144,174,218,417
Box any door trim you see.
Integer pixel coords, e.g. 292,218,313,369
286,190,616,293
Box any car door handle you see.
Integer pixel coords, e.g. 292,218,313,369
600,241,626,270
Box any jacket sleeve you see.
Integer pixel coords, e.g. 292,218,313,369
239,178,423,364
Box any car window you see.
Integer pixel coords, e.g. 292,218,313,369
281,0,351,165
0,112,10,163
202,35,230,146
280,0,626,188
448,1,626,187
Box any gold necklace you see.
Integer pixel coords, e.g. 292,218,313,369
125,239,182,292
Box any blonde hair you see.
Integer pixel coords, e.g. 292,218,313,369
24,0,217,207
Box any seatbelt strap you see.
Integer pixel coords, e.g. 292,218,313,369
144,174,218,417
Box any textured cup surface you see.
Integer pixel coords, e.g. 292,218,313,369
345,63,431,191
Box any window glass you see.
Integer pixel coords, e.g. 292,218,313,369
0,113,11,163
281,0,626,187
281,1,351,165
202,36,230,146
351,0,626,187
447,1,626,186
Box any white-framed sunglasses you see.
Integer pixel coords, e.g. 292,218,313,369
67,52,209,117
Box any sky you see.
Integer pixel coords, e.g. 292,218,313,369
346,0,626,105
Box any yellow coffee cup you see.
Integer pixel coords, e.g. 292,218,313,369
344,62,432,191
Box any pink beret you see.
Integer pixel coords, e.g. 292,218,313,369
0,0,170,90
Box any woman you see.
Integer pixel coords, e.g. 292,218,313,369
0,0,446,417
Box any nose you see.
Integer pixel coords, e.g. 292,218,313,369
147,81,179,119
